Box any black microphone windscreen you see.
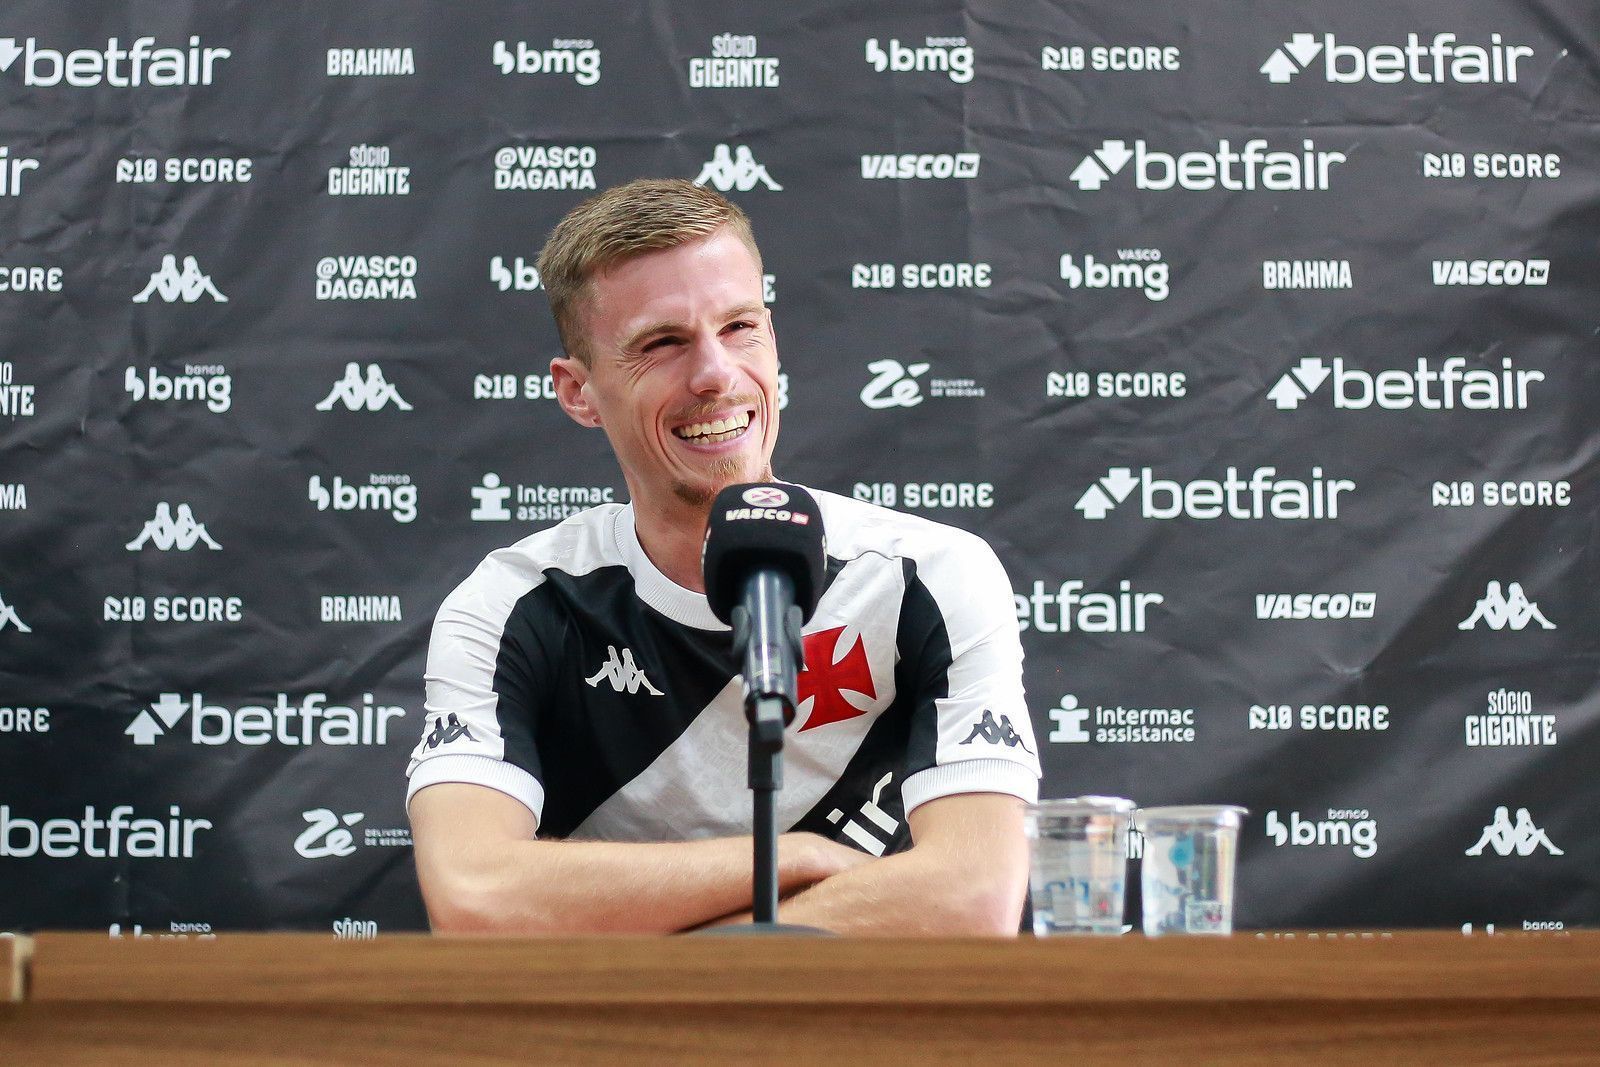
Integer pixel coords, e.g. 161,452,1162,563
702,483,827,625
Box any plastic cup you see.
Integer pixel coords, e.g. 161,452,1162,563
1136,805,1247,936
1025,796,1136,936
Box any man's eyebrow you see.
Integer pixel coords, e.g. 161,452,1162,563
619,304,767,353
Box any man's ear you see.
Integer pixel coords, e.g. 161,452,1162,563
551,355,601,428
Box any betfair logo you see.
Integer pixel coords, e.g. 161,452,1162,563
1075,466,1353,520
1261,32,1531,85
1269,356,1541,411
1069,138,1345,191
0,35,230,87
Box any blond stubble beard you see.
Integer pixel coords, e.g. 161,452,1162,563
672,459,775,507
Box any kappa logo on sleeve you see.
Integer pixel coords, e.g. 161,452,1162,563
423,713,475,750
958,709,1034,753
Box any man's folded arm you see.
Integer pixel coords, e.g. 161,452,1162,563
728,791,1029,936
409,781,870,934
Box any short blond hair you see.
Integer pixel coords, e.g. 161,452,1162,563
537,178,762,365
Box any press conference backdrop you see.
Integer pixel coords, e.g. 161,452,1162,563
1,1,1596,938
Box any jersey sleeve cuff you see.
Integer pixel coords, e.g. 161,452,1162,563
406,753,546,831
902,758,1040,815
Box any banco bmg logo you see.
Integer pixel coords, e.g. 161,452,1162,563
1260,32,1531,85
865,36,973,83
1060,249,1168,300
125,364,231,412
1075,465,1353,520
126,692,405,747
1269,356,1542,411
491,256,541,291
309,473,417,522
1266,808,1378,858
1069,138,1345,191
493,39,600,84
0,35,230,87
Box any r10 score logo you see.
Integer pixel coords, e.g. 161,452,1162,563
1251,704,1390,731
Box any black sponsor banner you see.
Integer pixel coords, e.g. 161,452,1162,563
0,0,1595,936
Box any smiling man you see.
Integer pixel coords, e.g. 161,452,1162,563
406,179,1039,934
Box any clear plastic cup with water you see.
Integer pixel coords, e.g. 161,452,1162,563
1026,796,1136,936
1136,805,1247,936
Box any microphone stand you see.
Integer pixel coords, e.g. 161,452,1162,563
707,570,828,935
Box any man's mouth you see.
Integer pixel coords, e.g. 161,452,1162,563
672,410,752,444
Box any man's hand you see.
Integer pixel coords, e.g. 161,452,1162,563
409,783,868,934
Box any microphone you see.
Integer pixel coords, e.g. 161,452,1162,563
702,483,826,723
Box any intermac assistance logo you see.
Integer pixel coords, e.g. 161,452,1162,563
132,255,226,303
1069,137,1345,191
1459,581,1555,631
471,475,615,522
860,359,984,409
1074,466,1353,520
694,145,781,191
126,503,221,551
315,363,412,411
1260,32,1532,85
1465,806,1562,856
1047,694,1196,745
0,35,231,87
1269,357,1543,411
492,39,600,84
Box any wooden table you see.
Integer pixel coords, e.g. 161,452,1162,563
3,931,1597,1063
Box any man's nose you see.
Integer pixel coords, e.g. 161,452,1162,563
686,333,739,395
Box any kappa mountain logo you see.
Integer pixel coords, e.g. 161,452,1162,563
315,363,412,411
1260,32,1532,85
295,808,363,858
1069,138,1345,191
1269,356,1541,411
585,646,664,696
1075,466,1352,520
959,710,1034,753
424,713,475,750
132,255,226,303
0,35,230,87
1459,581,1555,631
693,145,781,191
1465,806,1562,856
126,503,221,551
0,592,31,633
798,626,876,731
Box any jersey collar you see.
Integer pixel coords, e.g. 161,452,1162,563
615,504,729,631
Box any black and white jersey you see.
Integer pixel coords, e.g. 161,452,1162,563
406,488,1039,856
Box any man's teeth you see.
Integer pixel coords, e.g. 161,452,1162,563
676,413,751,440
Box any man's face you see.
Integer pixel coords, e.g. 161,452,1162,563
553,228,779,510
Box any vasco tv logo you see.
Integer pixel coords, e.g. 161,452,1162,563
125,692,405,747
1268,357,1542,411
1260,32,1532,85
0,35,231,87
1075,466,1353,520
1069,138,1346,191
694,145,781,192
125,365,232,412
865,37,973,83
1266,809,1377,858
309,474,417,522
492,39,600,85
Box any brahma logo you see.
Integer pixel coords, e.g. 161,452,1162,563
327,48,413,76
1074,466,1353,520
1069,138,1345,191
1260,32,1531,84
1268,357,1541,411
